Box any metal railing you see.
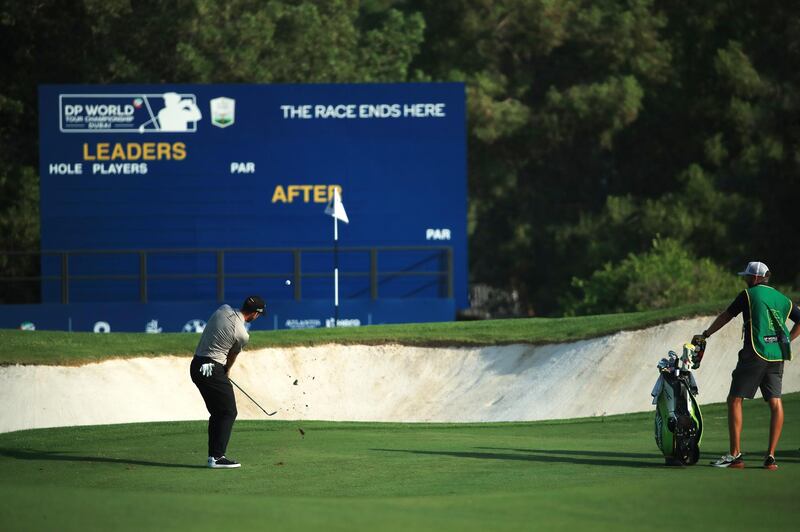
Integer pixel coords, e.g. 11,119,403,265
1,246,454,304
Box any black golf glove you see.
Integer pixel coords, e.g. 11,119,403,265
691,334,706,346
690,335,707,369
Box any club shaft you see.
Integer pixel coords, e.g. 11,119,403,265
229,378,274,416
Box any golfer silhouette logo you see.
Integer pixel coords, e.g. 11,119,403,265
156,92,202,132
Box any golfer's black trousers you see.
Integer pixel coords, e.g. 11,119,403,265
190,356,238,458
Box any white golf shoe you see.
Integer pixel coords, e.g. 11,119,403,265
208,456,241,469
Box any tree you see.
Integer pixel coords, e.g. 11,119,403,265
176,0,423,83
0,0,425,303
2,0,799,310
408,0,672,313
408,0,799,314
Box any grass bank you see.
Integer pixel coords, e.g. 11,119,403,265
0,300,730,366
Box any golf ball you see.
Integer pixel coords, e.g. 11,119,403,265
285,279,292,286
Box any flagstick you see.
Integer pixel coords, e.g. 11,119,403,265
334,214,339,327
325,187,347,328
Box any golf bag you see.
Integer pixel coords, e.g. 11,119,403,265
652,339,705,465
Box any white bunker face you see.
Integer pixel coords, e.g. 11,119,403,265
2,317,800,433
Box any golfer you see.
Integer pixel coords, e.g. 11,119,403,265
698,262,800,470
190,295,265,468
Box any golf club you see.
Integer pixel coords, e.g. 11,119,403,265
229,378,277,416
137,116,157,133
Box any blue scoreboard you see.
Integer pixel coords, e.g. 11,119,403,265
27,83,467,331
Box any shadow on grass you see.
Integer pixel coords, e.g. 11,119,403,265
476,447,662,459
0,448,206,469
478,447,800,464
776,449,800,461
375,446,800,468
372,447,661,468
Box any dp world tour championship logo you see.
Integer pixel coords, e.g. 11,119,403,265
60,92,202,133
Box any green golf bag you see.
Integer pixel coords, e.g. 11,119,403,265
652,340,705,465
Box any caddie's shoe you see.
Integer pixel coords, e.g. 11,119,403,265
208,456,241,469
763,455,778,470
710,453,744,468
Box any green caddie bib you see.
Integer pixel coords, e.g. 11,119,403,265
745,285,792,361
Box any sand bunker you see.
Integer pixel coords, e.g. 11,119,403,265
2,316,799,433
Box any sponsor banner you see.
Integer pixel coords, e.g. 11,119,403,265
0,299,454,333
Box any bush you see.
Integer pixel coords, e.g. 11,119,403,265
563,237,742,315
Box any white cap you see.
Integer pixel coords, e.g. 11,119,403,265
737,261,769,277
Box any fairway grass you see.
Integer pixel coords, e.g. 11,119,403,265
1,394,798,531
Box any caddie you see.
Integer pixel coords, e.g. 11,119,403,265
697,262,800,470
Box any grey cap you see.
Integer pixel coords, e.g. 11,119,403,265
737,261,769,277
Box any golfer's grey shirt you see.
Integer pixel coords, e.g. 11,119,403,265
194,304,249,365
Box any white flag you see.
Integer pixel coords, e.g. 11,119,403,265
324,188,349,224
